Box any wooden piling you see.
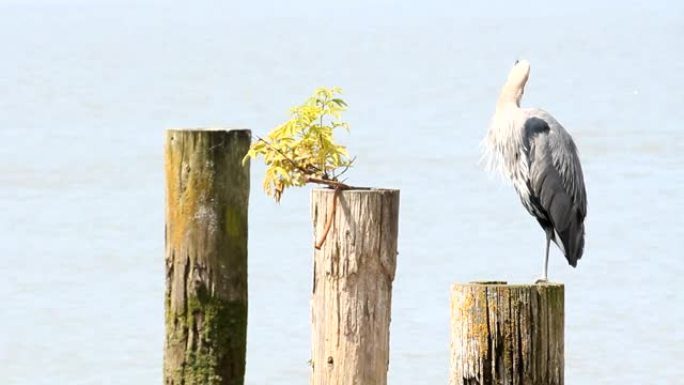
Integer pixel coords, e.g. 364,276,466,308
164,129,250,385
449,282,564,385
310,188,400,385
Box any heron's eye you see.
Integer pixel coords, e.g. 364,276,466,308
514,59,520,65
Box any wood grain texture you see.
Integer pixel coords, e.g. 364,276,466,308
450,282,564,385
310,188,400,385
164,129,250,385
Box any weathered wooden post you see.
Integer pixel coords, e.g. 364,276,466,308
164,129,250,385
310,188,400,385
449,282,564,385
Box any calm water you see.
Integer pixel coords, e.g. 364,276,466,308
1,1,683,384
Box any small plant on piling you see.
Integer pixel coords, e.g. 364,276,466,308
243,86,355,247
243,86,354,202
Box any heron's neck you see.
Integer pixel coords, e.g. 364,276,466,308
496,87,521,110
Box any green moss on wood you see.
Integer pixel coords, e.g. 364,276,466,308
166,286,247,385
224,206,246,240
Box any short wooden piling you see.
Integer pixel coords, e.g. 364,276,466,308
450,282,564,385
164,129,250,385
310,188,400,385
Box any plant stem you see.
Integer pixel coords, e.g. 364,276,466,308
306,176,351,190
314,187,339,250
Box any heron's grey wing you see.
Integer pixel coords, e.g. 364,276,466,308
523,116,586,266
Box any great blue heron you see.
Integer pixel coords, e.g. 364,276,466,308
482,59,587,282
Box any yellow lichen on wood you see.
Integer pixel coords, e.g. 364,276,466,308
165,132,214,247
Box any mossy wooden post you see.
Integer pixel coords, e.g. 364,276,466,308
310,188,400,385
164,129,250,385
449,282,564,385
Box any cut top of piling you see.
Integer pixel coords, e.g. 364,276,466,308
312,187,400,194
166,127,251,133
453,281,565,289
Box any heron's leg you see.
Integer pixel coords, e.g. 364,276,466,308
536,232,551,283
543,233,550,280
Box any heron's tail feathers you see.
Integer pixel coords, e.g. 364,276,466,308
555,216,584,267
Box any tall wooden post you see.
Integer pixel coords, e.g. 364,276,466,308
310,188,400,385
164,129,250,385
449,282,564,385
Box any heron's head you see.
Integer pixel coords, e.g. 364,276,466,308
499,59,531,107
508,59,530,96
